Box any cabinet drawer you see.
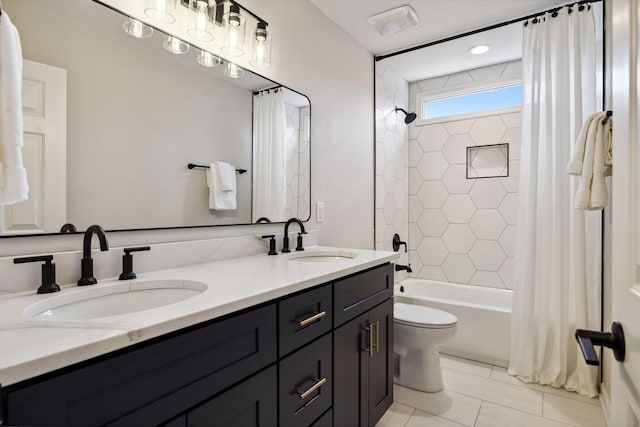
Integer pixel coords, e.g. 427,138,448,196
279,333,332,427
334,263,393,326
6,304,277,427
187,366,277,427
279,284,332,356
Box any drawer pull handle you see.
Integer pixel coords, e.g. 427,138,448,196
296,310,327,327
297,377,327,399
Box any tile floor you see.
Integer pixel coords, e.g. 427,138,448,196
376,354,606,427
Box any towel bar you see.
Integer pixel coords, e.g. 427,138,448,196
187,163,247,174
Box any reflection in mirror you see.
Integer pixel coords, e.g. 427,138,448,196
252,87,310,223
1,0,310,236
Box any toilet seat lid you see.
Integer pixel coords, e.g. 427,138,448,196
394,303,457,328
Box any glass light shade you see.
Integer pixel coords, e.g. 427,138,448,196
221,5,246,57
197,50,221,67
249,23,271,69
123,18,154,38
187,0,214,42
144,0,176,24
224,62,245,79
163,36,190,54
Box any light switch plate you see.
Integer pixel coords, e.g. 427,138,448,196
316,202,325,223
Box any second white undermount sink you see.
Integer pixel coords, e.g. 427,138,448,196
24,280,207,321
287,250,358,262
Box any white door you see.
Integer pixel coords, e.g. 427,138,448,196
610,0,640,424
1,60,67,234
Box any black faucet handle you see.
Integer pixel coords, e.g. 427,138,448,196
119,246,151,280
392,234,408,252
296,232,306,251
261,235,278,256
14,255,60,294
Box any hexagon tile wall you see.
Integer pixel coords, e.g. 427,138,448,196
406,61,522,290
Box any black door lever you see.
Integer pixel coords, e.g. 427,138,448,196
575,322,625,366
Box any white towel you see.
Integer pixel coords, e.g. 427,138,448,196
215,161,236,192
206,162,236,210
0,12,29,206
568,112,613,210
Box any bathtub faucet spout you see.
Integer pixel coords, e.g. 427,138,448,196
395,263,412,273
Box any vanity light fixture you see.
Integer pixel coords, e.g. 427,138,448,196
144,0,177,24
250,22,271,69
468,44,491,55
163,36,190,54
123,18,154,38
197,50,222,67
187,0,214,42
224,62,245,78
222,3,246,57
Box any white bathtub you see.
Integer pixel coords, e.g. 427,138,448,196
395,278,513,367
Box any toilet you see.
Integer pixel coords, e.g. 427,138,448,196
394,302,458,393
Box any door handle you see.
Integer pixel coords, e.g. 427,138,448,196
575,321,625,366
363,322,374,357
374,320,380,353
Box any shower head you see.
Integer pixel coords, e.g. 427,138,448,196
395,107,417,124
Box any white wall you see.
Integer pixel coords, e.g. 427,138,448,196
0,0,374,261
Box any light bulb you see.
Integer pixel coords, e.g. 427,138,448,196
250,22,271,69
123,18,154,38
224,62,245,79
187,0,214,42
197,50,221,67
163,36,190,54
222,4,246,57
144,0,176,24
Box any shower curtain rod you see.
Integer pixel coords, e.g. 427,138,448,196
253,86,282,95
375,0,602,62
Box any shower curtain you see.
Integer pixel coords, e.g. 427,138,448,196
252,89,286,222
509,4,602,396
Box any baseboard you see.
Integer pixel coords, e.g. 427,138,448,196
600,382,611,427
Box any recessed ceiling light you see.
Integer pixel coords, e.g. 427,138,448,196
468,44,491,55
368,5,420,36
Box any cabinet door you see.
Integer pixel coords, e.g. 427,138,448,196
367,299,393,427
333,311,369,427
187,366,277,427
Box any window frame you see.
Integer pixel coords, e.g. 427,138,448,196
415,78,522,126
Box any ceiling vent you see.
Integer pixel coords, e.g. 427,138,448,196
368,5,420,36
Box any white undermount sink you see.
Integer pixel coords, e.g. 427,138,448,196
24,280,207,321
287,250,358,262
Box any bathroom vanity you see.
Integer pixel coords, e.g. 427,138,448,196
0,248,396,426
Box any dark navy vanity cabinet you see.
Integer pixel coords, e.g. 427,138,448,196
1,262,394,427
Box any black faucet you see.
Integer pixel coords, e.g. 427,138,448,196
282,217,307,252
395,264,413,273
78,225,109,286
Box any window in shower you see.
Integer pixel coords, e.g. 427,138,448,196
417,82,521,125
466,143,509,179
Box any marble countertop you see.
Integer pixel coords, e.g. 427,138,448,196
0,246,398,387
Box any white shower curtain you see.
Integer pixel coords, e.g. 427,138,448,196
509,5,602,397
252,89,286,222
